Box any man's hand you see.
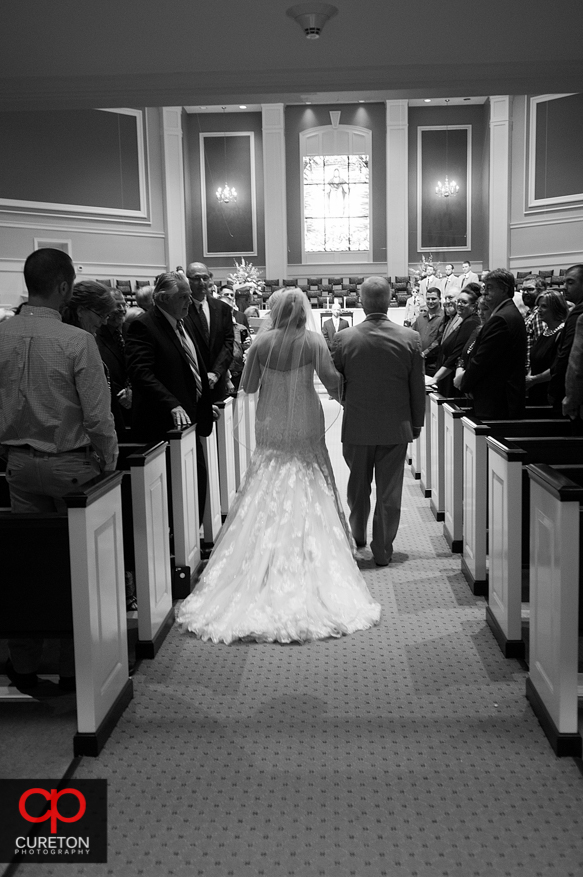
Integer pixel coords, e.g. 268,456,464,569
212,405,220,421
412,427,422,440
171,406,192,428
453,369,464,390
207,372,218,389
117,387,132,409
562,396,580,420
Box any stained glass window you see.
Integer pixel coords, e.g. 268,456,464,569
303,154,369,253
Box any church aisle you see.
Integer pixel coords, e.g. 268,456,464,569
14,414,583,877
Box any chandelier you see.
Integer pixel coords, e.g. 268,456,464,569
216,107,237,204
435,176,459,198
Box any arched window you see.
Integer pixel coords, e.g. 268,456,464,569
300,124,371,263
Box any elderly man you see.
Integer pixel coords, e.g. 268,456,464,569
184,262,234,402
332,277,425,566
548,264,583,412
459,268,527,419
322,302,349,349
0,248,118,689
126,272,213,517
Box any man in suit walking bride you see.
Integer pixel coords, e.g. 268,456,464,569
332,277,425,566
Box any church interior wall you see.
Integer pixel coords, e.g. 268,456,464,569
407,104,488,272
509,95,583,273
285,103,387,277
0,107,168,306
183,110,265,278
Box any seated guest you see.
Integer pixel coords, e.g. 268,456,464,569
453,295,492,391
521,275,546,369
428,286,481,396
96,288,132,437
525,290,568,405
412,287,443,377
244,305,260,319
234,286,252,329
458,269,527,419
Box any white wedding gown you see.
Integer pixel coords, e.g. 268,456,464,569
176,329,381,644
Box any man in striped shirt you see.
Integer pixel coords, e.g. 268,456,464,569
0,248,118,689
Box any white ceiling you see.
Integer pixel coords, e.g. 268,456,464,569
1,1,582,111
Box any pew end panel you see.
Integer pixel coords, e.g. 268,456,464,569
167,425,201,595
419,391,432,498
232,395,249,490
127,443,174,659
429,395,460,523
443,403,470,553
202,424,222,545
216,399,237,518
525,464,583,757
461,418,490,596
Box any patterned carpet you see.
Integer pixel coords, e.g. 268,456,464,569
4,400,583,877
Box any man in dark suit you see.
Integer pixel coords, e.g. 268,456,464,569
125,272,213,515
322,302,349,349
185,261,234,403
548,264,583,412
332,277,425,566
459,268,527,419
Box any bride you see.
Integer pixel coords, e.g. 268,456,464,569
176,289,381,644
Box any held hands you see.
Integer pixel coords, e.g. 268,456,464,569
171,406,192,428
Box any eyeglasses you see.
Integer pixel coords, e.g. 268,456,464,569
87,308,111,324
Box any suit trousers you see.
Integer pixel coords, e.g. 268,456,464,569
343,442,408,565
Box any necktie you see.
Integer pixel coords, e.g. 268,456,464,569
177,321,202,398
197,301,210,344
114,329,125,351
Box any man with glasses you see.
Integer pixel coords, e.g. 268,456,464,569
184,261,234,403
459,269,527,419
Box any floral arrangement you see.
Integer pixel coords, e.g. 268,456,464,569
411,253,443,283
228,259,265,296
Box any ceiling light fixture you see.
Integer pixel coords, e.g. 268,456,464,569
216,107,237,205
286,3,338,39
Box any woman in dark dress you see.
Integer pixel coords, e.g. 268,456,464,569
525,290,568,405
426,286,481,397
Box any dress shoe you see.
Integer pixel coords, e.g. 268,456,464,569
374,558,391,567
58,676,76,692
5,659,39,689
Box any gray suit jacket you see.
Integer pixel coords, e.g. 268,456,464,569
332,315,425,445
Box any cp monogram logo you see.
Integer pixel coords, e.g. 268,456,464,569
19,788,87,834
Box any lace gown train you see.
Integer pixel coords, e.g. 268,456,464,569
176,333,381,644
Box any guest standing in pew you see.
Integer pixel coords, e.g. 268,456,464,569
525,290,568,406
562,312,583,426
453,295,492,391
0,248,118,691
332,277,425,566
322,302,350,350
125,272,214,519
96,288,133,437
459,269,527,420
184,261,234,403
412,287,444,377
520,275,545,370
548,264,583,414
427,285,481,397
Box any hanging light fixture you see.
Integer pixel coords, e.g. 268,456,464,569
216,107,237,204
436,108,458,198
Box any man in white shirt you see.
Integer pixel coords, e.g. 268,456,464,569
441,264,460,296
322,302,349,349
458,261,479,288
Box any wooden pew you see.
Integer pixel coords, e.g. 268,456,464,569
419,390,433,498
166,425,201,597
428,394,461,522
119,442,174,659
202,422,222,545
461,415,571,595
525,462,583,757
233,394,249,489
215,398,237,518
486,436,583,659
0,473,133,757
443,402,472,552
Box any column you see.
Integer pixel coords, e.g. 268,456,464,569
489,96,511,269
386,100,409,277
161,107,187,271
262,103,288,281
